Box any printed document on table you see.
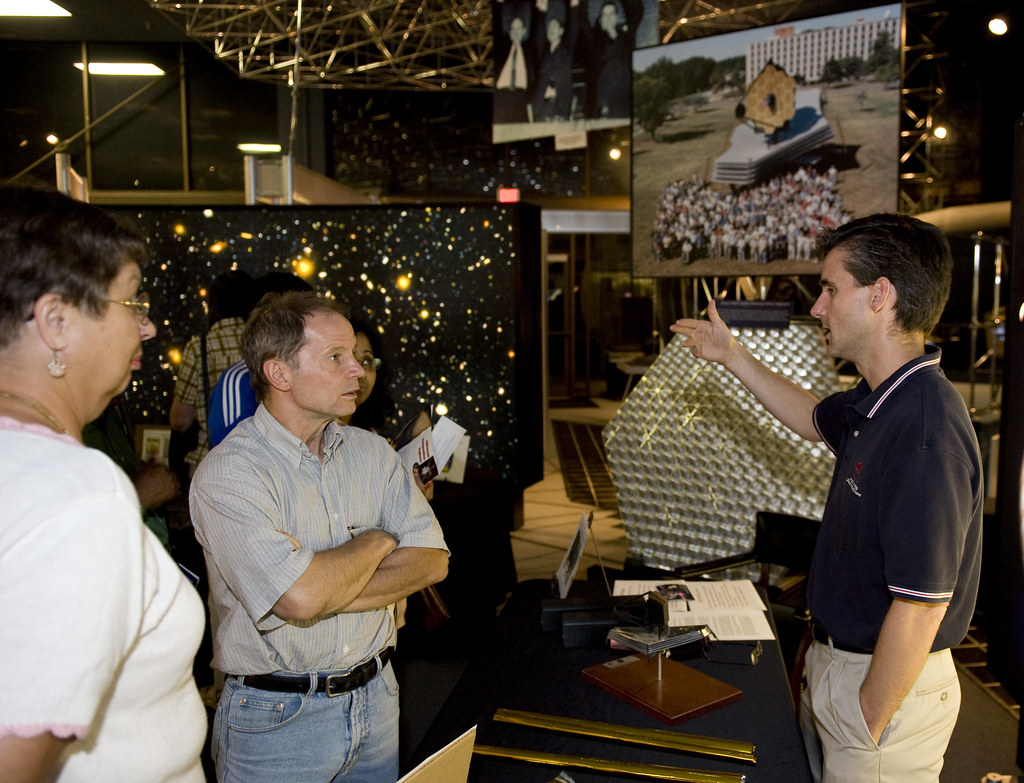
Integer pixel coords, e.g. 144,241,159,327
665,610,775,641
611,579,775,641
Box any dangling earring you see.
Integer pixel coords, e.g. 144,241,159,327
48,350,66,378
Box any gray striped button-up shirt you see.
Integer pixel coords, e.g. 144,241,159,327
190,404,448,675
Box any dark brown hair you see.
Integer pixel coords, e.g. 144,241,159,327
0,185,147,349
816,212,953,335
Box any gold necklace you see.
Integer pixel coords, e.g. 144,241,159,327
0,390,69,434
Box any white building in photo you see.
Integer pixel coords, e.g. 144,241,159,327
746,15,899,85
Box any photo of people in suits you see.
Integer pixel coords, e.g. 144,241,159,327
492,0,657,143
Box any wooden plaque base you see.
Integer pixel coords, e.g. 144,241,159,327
581,654,742,725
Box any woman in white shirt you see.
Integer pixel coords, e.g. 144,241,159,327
0,185,206,783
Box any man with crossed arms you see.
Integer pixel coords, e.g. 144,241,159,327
191,291,448,782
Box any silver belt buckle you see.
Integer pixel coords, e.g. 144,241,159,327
325,672,350,698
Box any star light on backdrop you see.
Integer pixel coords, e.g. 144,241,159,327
604,325,841,570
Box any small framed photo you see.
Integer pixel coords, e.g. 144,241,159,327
137,426,172,465
655,583,695,601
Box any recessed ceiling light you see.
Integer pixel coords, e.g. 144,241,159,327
237,143,283,153
74,62,165,76
0,0,70,15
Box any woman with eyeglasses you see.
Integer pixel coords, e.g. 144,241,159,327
341,318,396,432
341,318,435,495
0,185,206,782
339,318,445,635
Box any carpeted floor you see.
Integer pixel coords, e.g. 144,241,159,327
955,625,1021,718
945,659,1021,781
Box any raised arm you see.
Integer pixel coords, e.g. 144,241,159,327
670,300,822,441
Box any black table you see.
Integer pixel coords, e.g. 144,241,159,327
409,579,813,783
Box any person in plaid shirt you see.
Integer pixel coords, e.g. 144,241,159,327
170,270,255,471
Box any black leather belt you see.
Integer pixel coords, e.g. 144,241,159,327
231,647,393,698
810,621,874,655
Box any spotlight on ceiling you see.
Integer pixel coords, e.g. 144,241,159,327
988,17,1008,36
933,126,948,140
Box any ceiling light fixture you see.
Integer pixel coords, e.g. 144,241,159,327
988,17,1008,36
0,0,69,16
237,143,282,153
73,62,165,76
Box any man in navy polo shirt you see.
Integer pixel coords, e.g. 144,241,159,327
671,213,982,783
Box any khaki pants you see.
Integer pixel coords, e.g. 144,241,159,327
800,641,960,783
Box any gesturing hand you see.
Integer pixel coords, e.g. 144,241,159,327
668,300,737,365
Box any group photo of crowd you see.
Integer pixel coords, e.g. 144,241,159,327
649,165,852,265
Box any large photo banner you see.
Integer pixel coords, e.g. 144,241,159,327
631,4,901,277
492,0,658,144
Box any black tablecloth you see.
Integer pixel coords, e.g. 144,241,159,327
410,580,813,782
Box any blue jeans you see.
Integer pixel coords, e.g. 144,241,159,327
213,661,400,783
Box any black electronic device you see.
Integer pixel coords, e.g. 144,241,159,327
561,611,623,648
540,595,635,632
715,299,794,328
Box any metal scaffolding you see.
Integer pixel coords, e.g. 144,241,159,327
148,0,494,90
148,0,949,212
899,0,950,214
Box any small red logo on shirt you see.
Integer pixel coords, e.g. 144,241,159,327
846,461,863,497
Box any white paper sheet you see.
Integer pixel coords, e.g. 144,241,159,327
431,416,467,469
611,579,776,640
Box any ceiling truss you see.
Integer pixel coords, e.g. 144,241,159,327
147,0,845,90
147,0,494,90
656,0,822,43
898,0,950,213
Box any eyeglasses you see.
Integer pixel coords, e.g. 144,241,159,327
109,291,151,321
359,356,382,371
